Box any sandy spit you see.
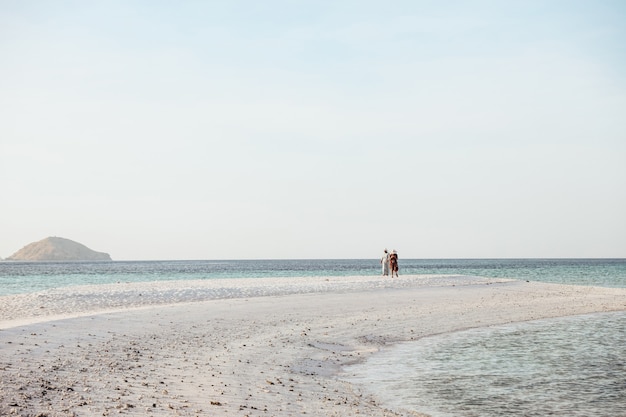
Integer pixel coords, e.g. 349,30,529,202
1,275,625,417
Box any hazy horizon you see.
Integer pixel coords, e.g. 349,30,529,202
2,1,625,260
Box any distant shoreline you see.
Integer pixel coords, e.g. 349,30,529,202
2,259,625,299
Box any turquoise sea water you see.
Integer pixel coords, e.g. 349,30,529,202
0,258,625,296
345,311,626,417
1,259,625,416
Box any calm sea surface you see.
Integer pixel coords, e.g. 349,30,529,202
1,259,625,416
0,258,625,296
345,311,626,417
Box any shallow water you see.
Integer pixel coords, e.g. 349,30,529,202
344,312,626,417
1,258,625,295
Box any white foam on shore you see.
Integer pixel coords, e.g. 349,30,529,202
0,274,512,328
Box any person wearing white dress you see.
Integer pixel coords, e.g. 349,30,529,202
381,249,389,276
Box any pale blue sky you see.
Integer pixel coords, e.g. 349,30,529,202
1,1,625,260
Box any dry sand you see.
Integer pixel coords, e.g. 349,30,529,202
1,275,625,416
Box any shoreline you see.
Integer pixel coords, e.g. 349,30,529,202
1,276,625,416
0,275,508,328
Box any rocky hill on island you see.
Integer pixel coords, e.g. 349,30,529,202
7,237,112,261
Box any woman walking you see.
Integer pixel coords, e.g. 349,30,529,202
389,250,399,277
381,249,389,276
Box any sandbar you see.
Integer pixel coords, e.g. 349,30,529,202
1,275,625,416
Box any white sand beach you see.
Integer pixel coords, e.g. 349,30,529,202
1,275,625,416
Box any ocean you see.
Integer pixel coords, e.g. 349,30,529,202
345,311,626,417
1,258,625,416
1,258,625,296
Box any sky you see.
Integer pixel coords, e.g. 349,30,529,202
1,1,625,260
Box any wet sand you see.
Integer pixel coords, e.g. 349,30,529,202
1,275,625,416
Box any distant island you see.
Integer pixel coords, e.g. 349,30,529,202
6,237,112,261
